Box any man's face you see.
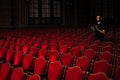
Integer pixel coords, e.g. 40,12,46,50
96,16,101,22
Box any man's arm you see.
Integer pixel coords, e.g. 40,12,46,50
95,25,105,34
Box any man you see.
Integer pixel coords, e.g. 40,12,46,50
91,16,106,41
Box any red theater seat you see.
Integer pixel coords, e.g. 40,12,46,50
0,47,6,59
102,46,114,54
93,60,111,75
0,62,11,80
65,66,84,80
61,53,73,67
11,67,25,80
88,72,109,80
59,45,68,54
71,47,81,57
49,50,59,62
23,54,33,70
89,43,99,51
48,61,63,80
29,47,37,56
99,51,113,63
6,49,14,62
34,57,47,75
15,43,22,51
76,56,90,71
83,49,96,60
22,45,29,55
13,51,22,66
26,74,41,80
38,49,47,58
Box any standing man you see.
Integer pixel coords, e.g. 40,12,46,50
91,16,106,41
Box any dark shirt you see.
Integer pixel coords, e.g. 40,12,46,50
94,23,105,41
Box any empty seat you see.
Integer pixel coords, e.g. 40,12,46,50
15,43,22,51
65,66,84,80
11,67,25,80
71,47,81,57
93,60,111,75
29,47,37,56
88,72,109,80
34,57,47,75
6,49,14,62
26,74,41,80
76,56,90,71
89,43,99,51
83,49,96,60
0,47,6,59
50,44,57,51
0,62,11,80
49,50,59,62
48,61,63,80
38,49,47,58
59,45,68,54
22,45,29,55
102,46,114,54
13,51,22,66
23,54,33,70
98,51,113,63
61,53,73,67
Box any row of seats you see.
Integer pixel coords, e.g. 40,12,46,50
0,28,120,80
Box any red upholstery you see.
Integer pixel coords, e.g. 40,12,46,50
4,41,9,48
23,54,33,70
0,47,6,59
14,51,22,66
41,43,48,49
99,51,113,63
78,43,85,50
38,49,47,58
76,56,90,71
61,53,73,66
102,46,114,54
93,60,111,75
104,41,114,47
89,44,99,51
71,47,81,57
0,62,11,80
22,45,29,55
34,57,46,75
26,74,41,80
6,49,14,62
65,66,84,80
11,67,24,80
89,72,109,80
0,40,4,47
59,45,68,54
84,49,96,60
49,50,59,62
15,43,21,51
48,61,63,80
29,47,37,56
50,44,57,51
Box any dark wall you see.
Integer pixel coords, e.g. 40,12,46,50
0,0,28,28
63,0,90,26
114,0,120,24
0,0,120,27
0,0,12,26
